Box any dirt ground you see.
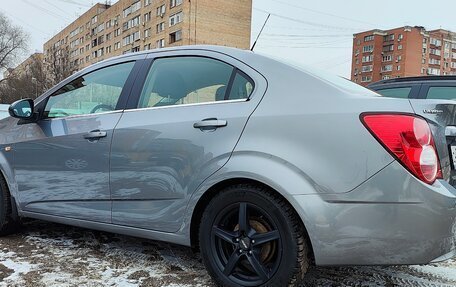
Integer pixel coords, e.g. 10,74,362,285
0,220,455,287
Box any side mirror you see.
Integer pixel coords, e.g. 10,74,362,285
8,99,35,120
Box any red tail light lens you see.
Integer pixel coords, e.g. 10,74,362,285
361,114,442,184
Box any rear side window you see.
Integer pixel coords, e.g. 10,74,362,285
426,87,456,100
375,87,412,99
138,57,254,108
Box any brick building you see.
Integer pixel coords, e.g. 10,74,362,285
43,0,252,70
351,26,456,86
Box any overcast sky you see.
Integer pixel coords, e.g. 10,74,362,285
2,0,456,78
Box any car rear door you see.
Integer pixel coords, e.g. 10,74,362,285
110,50,267,232
11,56,144,223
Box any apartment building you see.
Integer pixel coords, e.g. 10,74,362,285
351,26,456,86
3,53,44,79
43,0,252,70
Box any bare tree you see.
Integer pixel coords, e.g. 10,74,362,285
46,45,78,85
0,13,28,71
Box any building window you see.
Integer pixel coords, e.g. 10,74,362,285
382,55,392,62
157,4,166,16
397,44,403,50
144,0,152,6
144,12,151,22
382,44,394,52
382,65,393,72
362,55,373,63
362,45,373,53
106,46,112,54
170,0,183,8
132,46,140,53
156,38,165,48
429,58,441,65
430,48,441,56
145,28,151,38
114,42,121,50
106,33,112,41
123,1,141,18
383,34,394,42
427,68,441,75
122,31,141,46
169,12,183,26
169,30,182,43
361,76,372,83
156,22,165,33
364,35,374,42
114,28,121,37
361,65,373,73
382,75,391,80
397,65,401,71
430,38,442,47
91,15,98,24
144,43,151,50
123,15,141,31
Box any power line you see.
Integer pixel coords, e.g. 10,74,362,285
50,0,92,7
268,0,379,27
262,33,352,38
253,8,362,32
0,8,49,36
43,0,75,18
22,0,69,22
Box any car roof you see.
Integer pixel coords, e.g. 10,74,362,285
368,76,456,88
101,45,253,64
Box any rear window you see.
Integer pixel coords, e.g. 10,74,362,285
426,87,456,100
374,87,412,98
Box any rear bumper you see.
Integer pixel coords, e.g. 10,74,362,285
293,161,456,266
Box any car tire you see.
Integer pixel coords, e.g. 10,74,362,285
199,184,309,287
0,177,18,236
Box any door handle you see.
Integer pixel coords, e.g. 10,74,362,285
193,119,227,130
84,130,107,140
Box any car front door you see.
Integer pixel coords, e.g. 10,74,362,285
110,51,267,232
12,58,142,223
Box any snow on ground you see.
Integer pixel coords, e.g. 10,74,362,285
0,220,455,286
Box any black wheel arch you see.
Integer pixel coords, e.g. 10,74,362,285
189,177,315,264
0,169,18,220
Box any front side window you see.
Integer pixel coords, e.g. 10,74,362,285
137,57,254,109
426,87,456,100
44,62,135,118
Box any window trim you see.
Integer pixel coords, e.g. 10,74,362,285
38,60,141,121
127,55,256,110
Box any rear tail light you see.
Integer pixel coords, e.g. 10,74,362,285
361,113,442,184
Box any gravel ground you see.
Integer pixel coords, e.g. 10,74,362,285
0,220,455,287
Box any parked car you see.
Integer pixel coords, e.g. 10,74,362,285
1,46,456,287
368,76,456,100
0,104,9,119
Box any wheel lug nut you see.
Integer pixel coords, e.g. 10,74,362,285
251,240,255,244
239,249,243,254
248,250,252,255
235,238,239,242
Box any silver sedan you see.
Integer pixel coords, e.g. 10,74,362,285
0,46,455,286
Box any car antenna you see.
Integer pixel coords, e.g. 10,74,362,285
250,13,270,51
